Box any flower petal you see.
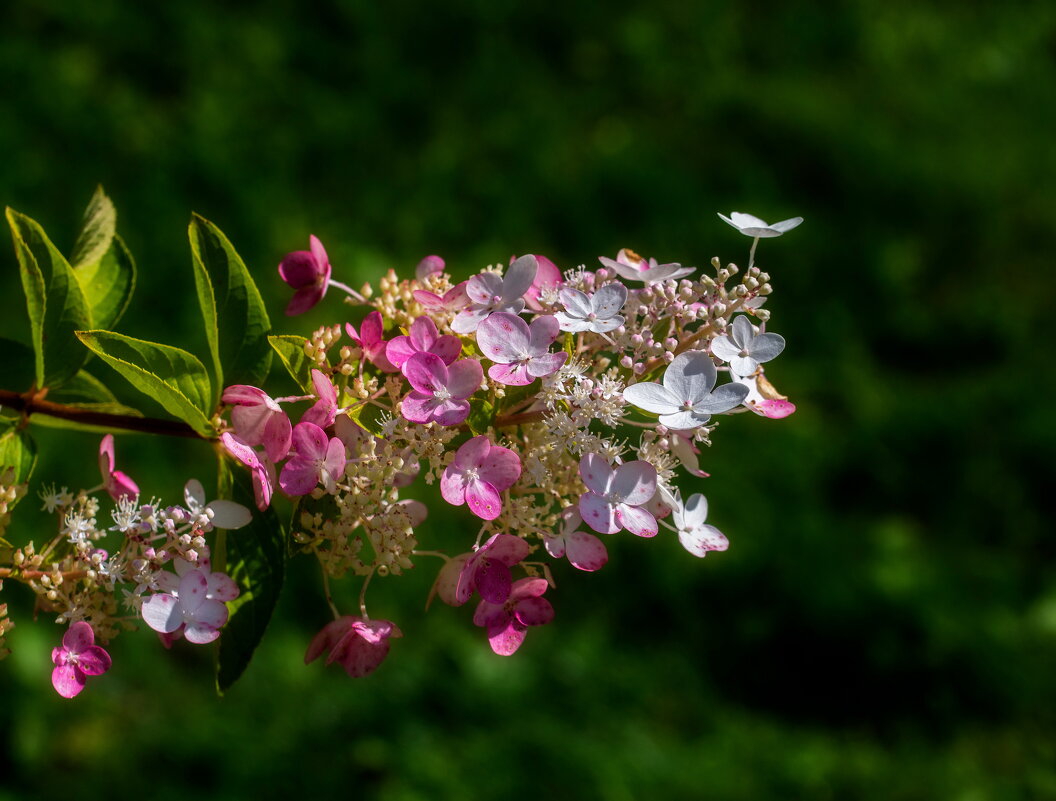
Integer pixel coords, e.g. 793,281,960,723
76,645,112,676
591,283,628,318
663,351,717,404
466,479,503,521
177,570,210,614
291,422,329,461
579,453,613,495
403,352,448,395
400,392,439,424
487,620,527,656
679,522,729,557
206,571,240,602
52,664,86,698
623,382,680,415
616,504,658,537
476,313,530,363
526,351,567,378
475,558,513,604
769,216,803,233
431,335,463,365
610,460,657,505
466,272,503,305
750,332,785,363
502,255,538,302
183,623,222,645
206,500,252,530
488,362,532,386
514,596,555,626
565,530,609,572
483,533,531,566
559,287,592,318
658,410,705,430
579,493,618,534
710,335,741,363
693,382,750,414
141,594,184,634
480,444,521,491
444,358,484,400
528,315,561,355
62,621,95,653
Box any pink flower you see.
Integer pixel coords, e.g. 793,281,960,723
305,616,402,677
440,435,521,521
520,254,564,311
98,434,138,501
598,248,695,284
141,555,239,645
454,533,530,605
544,507,608,572
346,311,398,373
386,316,462,370
220,432,277,511
415,254,446,281
672,493,729,558
51,621,112,698
451,255,538,334
412,281,470,313
578,454,658,537
300,369,338,429
279,235,331,316
733,371,797,419
221,385,293,462
400,352,482,426
473,577,554,656
279,422,347,496
475,312,568,386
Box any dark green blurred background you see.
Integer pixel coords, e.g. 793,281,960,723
1,1,1054,799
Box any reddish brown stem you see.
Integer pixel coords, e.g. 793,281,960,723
0,568,89,580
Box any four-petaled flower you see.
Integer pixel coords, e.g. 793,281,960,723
544,507,609,572
182,478,253,531
386,316,462,370
221,385,293,462
400,352,483,426
598,248,695,283
98,434,138,501
473,577,554,656
671,493,729,558
51,621,112,698
305,616,402,678
279,422,347,496
346,310,398,373
554,282,628,333
454,533,530,605
278,235,331,315
718,211,803,238
140,555,240,645
710,315,786,377
578,454,658,537
440,435,521,521
451,255,538,334
475,312,567,386
623,350,749,430
220,433,277,511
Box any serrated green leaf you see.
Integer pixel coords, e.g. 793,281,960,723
75,330,214,436
216,466,286,694
268,335,314,391
6,208,93,387
188,215,272,403
70,185,116,268
0,424,37,487
0,337,35,393
74,234,136,331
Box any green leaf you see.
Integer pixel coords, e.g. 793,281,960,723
216,466,286,694
74,234,137,332
75,330,214,436
0,424,37,495
6,207,93,387
70,185,116,268
466,399,495,435
268,335,314,391
346,399,387,437
188,214,272,403
0,338,35,393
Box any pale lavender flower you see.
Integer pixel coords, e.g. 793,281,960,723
622,350,748,430
578,454,658,537
671,493,729,557
182,479,252,531
473,577,554,656
475,312,567,386
140,556,239,645
710,315,785,377
450,255,538,334
554,283,628,333
718,212,803,238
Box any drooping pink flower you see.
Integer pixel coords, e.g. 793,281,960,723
520,254,564,311
386,316,462,370
473,577,554,656
51,621,112,698
221,385,293,462
279,422,347,496
454,533,530,605
346,311,398,373
279,235,331,316
475,312,567,386
543,507,609,572
98,434,138,501
300,369,338,429
451,255,538,334
412,281,470,313
400,352,482,427
440,435,521,521
578,454,658,537
140,555,239,645
733,370,797,419
220,432,277,511
304,616,402,678
415,254,446,281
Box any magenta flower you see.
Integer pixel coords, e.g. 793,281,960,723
51,622,112,698
475,312,568,386
578,454,658,537
140,556,239,645
521,254,564,311
346,311,398,373
278,235,331,316
451,255,538,334
454,533,530,605
413,281,470,313
300,369,338,429
440,435,521,521
473,577,554,656
415,254,446,281
386,316,462,370
543,507,609,572
220,432,277,511
98,434,138,501
305,616,402,678
221,385,293,462
279,422,347,496
400,352,482,426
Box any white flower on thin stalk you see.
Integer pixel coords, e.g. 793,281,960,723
671,493,729,558
554,283,628,334
718,212,803,238
710,315,785,377
622,351,748,430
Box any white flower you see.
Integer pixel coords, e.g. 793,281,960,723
183,479,252,531
622,350,748,430
554,283,628,333
671,493,729,557
710,315,785,376
598,248,695,284
718,212,803,238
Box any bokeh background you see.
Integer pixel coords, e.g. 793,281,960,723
1,2,1055,799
